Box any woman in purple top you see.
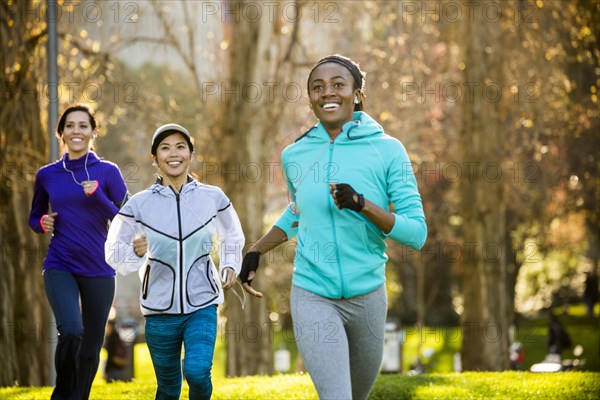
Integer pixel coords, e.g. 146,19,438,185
29,103,129,400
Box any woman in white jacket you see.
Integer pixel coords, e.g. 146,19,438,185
105,123,244,400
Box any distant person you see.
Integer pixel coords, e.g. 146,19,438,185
104,319,129,383
239,55,427,399
105,123,245,400
509,341,525,370
29,104,129,400
583,271,598,317
548,313,572,359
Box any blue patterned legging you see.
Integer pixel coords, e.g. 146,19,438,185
145,306,217,400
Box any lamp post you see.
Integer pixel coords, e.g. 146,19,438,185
47,0,59,161
46,0,59,385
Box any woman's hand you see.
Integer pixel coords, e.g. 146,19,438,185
239,251,263,298
329,183,364,211
41,212,58,234
133,235,148,257
221,268,237,290
82,180,99,197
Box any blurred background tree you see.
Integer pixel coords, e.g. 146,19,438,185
0,0,51,386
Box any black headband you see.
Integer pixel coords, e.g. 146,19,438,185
308,55,365,92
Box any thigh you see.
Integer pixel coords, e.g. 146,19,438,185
145,316,184,373
146,316,185,400
77,276,115,337
346,285,387,400
43,268,83,334
290,285,352,399
182,306,218,370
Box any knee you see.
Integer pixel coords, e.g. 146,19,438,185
183,362,212,389
58,324,83,342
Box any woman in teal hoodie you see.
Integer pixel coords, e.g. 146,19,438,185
240,55,427,399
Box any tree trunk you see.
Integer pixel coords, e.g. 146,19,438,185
0,1,51,386
221,0,294,376
459,0,510,371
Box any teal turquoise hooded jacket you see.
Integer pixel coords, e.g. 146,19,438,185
275,111,427,299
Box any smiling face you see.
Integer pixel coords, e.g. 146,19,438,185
154,132,192,188
62,110,96,159
308,62,360,138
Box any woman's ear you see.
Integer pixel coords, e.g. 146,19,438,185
354,90,362,104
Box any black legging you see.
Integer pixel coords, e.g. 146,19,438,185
44,268,115,400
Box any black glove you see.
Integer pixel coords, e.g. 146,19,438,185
333,183,365,212
239,251,260,285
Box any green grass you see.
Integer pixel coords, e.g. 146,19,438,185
2,372,598,399
371,372,600,399
2,304,597,399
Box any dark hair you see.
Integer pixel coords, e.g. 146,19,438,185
307,54,367,111
56,103,98,138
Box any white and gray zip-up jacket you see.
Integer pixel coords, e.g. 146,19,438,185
105,177,245,315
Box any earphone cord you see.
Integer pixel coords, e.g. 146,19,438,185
229,280,247,310
62,151,91,186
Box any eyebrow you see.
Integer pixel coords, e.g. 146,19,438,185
160,141,186,146
311,76,348,83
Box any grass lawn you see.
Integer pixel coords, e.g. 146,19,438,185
1,304,597,399
1,371,598,399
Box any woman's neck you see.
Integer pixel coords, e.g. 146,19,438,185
162,174,187,193
322,123,344,140
67,150,89,160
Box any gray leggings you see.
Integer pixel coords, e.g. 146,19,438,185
291,284,387,400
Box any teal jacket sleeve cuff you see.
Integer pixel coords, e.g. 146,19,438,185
274,205,298,240
385,214,427,250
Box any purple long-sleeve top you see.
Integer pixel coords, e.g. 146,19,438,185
29,151,129,277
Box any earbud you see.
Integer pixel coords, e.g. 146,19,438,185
354,97,360,104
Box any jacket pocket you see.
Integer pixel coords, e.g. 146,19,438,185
296,222,372,269
295,223,339,279
186,254,219,308
336,222,372,269
142,265,150,300
140,258,176,312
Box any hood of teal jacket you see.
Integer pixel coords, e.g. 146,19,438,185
299,111,385,143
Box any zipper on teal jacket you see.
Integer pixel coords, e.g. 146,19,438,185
326,138,346,298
